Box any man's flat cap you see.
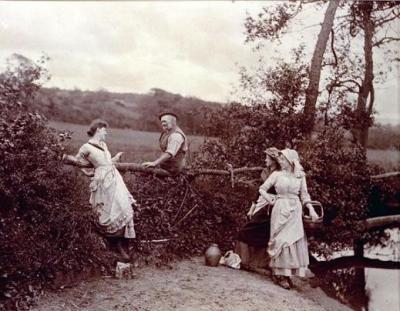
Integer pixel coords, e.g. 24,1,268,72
159,112,179,120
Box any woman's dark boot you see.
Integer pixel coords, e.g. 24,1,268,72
116,238,130,261
272,275,291,290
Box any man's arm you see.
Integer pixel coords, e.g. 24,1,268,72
142,133,184,168
142,152,172,168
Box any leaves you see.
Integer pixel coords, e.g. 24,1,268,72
0,55,113,310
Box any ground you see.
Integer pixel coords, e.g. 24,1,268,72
32,257,351,311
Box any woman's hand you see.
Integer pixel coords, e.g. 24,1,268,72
247,203,256,219
112,152,124,162
306,203,319,222
80,168,95,177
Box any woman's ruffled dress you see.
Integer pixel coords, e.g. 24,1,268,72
77,140,136,238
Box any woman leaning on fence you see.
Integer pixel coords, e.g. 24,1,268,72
74,119,136,260
235,147,280,271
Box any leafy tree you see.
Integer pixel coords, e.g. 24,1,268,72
244,1,400,147
201,49,371,255
245,0,340,133
334,1,400,147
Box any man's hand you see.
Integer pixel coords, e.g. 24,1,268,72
142,153,170,168
142,161,156,168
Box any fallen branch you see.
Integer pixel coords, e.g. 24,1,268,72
116,163,170,176
172,182,190,222
311,255,400,271
62,154,264,178
63,155,399,181
173,203,199,227
358,215,400,231
139,239,172,243
371,171,400,179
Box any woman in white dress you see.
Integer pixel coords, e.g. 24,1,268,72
75,119,136,260
259,148,318,289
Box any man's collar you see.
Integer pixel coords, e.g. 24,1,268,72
163,126,178,133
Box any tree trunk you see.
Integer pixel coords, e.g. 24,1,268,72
303,0,340,133
356,1,374,148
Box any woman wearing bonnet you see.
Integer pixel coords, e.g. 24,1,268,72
235,147,280,271
74,119,136,260
259,148,319,289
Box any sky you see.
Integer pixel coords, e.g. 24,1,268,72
0,1,398,124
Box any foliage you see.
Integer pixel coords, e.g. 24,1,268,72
0,55,114,310
318,267,369,311
0,54,256,309
244,2,301,45
243,1,400,147
300,127,371,250
198,102,371,256
32,86,220,135
123,174,241,267
200,46,373,256
235,46,309,111
367,124,400,150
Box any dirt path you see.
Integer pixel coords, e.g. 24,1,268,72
33,257,350,311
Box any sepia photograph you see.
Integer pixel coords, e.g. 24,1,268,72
0,1,399,310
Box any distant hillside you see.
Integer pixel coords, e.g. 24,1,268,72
32,87,222,135
31,87,399,149
368,123,400,150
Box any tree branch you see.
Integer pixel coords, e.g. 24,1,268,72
374,10,400,28
64,154,399,180
373,36,400,47
370,171,400,179
311,256,400,271
358,215,400,231
62,154,264,178
337,79,362,89
330,28,338,67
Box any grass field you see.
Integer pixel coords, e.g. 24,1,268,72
366,148,400,171
49,121,207,163
50,121,399,170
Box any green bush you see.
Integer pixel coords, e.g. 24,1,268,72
123,174,238,266
0,53,387,309
0,54,245,310
0,55,113,310
196,102,371,257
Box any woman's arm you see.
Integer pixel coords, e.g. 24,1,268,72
111,152,124,163
300,176,319,221
75,144,90,161
75,144,94,177
259,171,278,201
62,144,92,168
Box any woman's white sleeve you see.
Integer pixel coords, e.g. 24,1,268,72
300,176,311,204
259,171,277,193
76,144,89,160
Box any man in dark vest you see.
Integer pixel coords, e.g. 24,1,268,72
143,112,188,175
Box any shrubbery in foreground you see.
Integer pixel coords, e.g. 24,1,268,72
0,54,393,310
0,55,244,310
0,55,114,310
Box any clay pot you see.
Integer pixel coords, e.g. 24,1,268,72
205,243,222,267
